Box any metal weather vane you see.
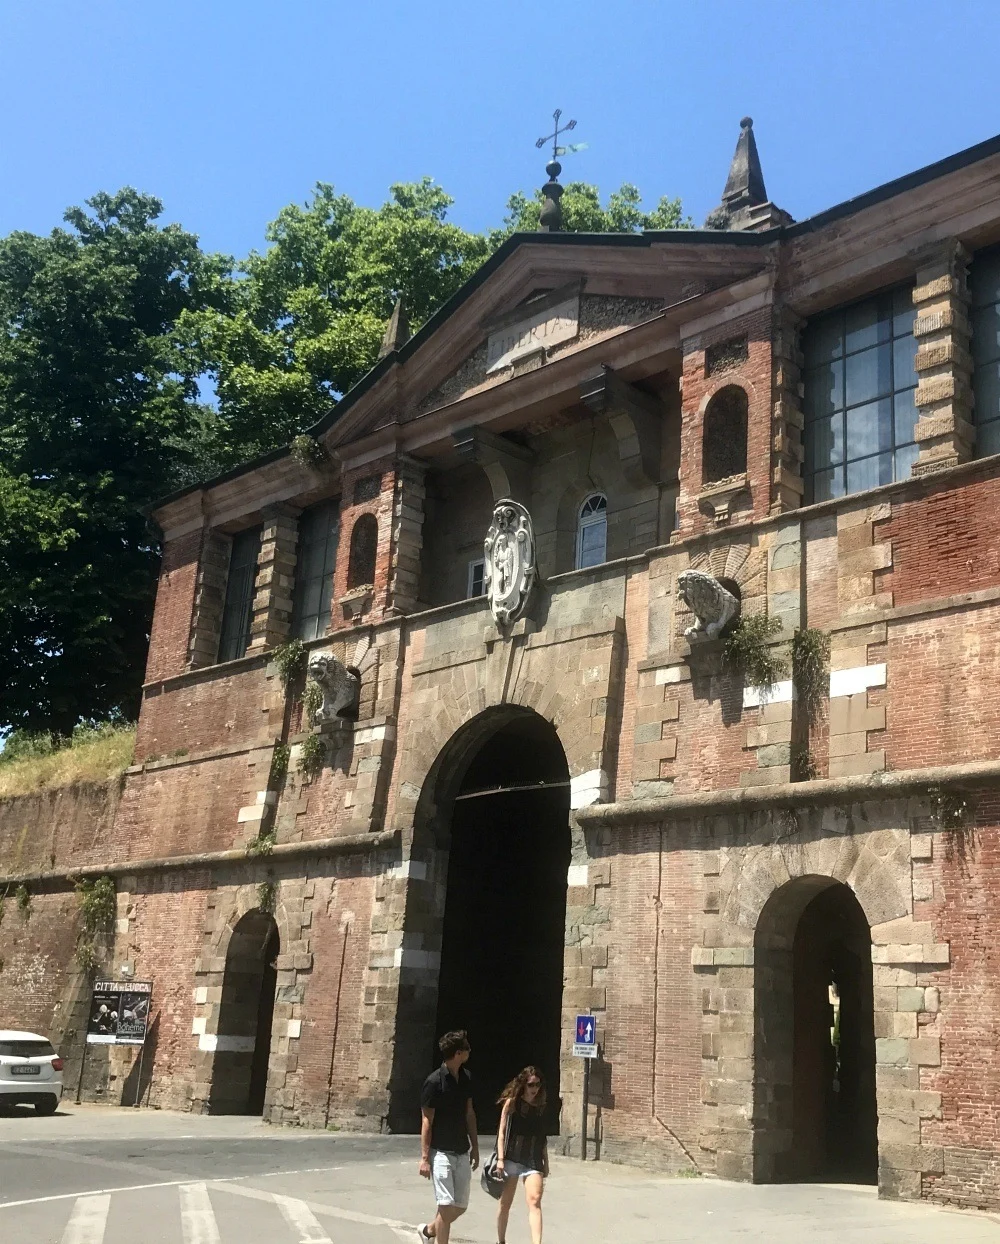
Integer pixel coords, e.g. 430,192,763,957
536,109,588,161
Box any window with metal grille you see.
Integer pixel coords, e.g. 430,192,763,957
576,493,608,569
802,287,918,502
347,513,378,589
971,245,1000,456
702,385,748,482
292,501,339,640
218,528,261,663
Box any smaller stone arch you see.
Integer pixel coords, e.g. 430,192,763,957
752,876,877,1184
208,907,280,1116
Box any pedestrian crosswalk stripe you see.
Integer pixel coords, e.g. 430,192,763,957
60,1194,110,1244
179,1183,221,1244
272,1194,332,1243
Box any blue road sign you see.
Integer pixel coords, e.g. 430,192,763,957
573,1013,597,1057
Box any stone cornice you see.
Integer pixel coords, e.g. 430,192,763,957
576,760,1000,828
0,829,401,890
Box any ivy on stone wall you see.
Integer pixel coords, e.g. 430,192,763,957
722,613,786,693
74,875,116,971
273,639,308,690
791,628,831,726
297,732,325,778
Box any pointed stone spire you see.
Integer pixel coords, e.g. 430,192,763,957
705,117,793,232
538,159,564,232
722,117,767,212
378,297,409,359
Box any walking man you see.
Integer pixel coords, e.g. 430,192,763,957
418,1029,479,1242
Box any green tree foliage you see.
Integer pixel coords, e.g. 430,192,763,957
185,179,493,467
1,176,688,734
0,190,232,734
493,182,691,238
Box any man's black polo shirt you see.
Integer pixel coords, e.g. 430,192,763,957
420,1063,472,1153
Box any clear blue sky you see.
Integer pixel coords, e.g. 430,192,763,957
3,1,1000,258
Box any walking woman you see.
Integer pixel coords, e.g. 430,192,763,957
494,1066,549,1244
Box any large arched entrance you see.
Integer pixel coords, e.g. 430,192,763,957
754,877,877,1183
208,909,279,1115
430,709,571,1132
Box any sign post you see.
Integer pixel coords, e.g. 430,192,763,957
572,1013,598,1160
85,980,153,1107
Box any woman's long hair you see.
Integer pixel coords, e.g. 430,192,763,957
497,1065,547,1111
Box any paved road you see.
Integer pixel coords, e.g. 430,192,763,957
2,1104,1000,1243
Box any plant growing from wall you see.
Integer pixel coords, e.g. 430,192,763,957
722,613,786,696
792,627,831,726
298,732,325,779
74,875,116,971
256,879,277,913
245,830,276,858
269,742,290,786
928,786,975,830
302,679,324,725
789,744,818,783
274,638,308,690
15,884,31,920
289,434,327,470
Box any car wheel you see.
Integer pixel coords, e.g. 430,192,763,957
33,1095,58,1116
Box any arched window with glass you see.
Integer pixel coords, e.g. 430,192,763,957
576,493,608,569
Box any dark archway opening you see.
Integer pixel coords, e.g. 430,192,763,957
755,878,877,1184
434,713,571,1134
209,910,279,1115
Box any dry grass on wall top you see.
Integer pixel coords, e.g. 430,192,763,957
0,726,136,799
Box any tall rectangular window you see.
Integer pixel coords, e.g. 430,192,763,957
467,558,485,598
971,245,1000,456
218,528,261,663
292,501,339,641
802,287,918,502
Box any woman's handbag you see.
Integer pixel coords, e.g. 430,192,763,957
480,1150,506,1199
480,1112,512,1198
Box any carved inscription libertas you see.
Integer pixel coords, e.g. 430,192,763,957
486,293,580,373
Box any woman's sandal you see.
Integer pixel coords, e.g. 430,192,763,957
419,1227,435,1241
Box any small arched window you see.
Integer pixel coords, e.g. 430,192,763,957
576,493,608,569
702,385,748,483
347,513,378,589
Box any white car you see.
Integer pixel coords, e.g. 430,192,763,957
0,1030,63,1114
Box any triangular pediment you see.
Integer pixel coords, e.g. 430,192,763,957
320,232,772,452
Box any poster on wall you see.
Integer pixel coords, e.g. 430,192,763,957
86,980,153,1045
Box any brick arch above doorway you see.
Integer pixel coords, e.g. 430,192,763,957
389,612,626,835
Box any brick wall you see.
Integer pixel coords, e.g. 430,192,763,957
919,797,1000,1211
145,530,201,683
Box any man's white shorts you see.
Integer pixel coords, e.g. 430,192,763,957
431,1149,471,1208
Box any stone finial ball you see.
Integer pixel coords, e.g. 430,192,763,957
545,160,562,180
740,116,753,129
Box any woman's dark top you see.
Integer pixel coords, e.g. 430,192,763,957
503,1099,547,1170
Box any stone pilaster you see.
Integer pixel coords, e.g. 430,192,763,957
770,307,805,513
912,242,974,475
388,456,426,615
247,507,299,654
187,528,230,669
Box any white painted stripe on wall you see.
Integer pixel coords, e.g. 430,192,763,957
742,679,794,709
179,1183,221,1244
196,1033,256,1053
60,1194,110,1244
567,864,589,887
570,769,607,809
273,1194,332,1243
393,948,440,970
830,663,887,698
386,860,428,880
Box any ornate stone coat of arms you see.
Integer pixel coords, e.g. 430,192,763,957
484,499,536,628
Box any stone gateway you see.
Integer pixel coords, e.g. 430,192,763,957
7,119,1000,1214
